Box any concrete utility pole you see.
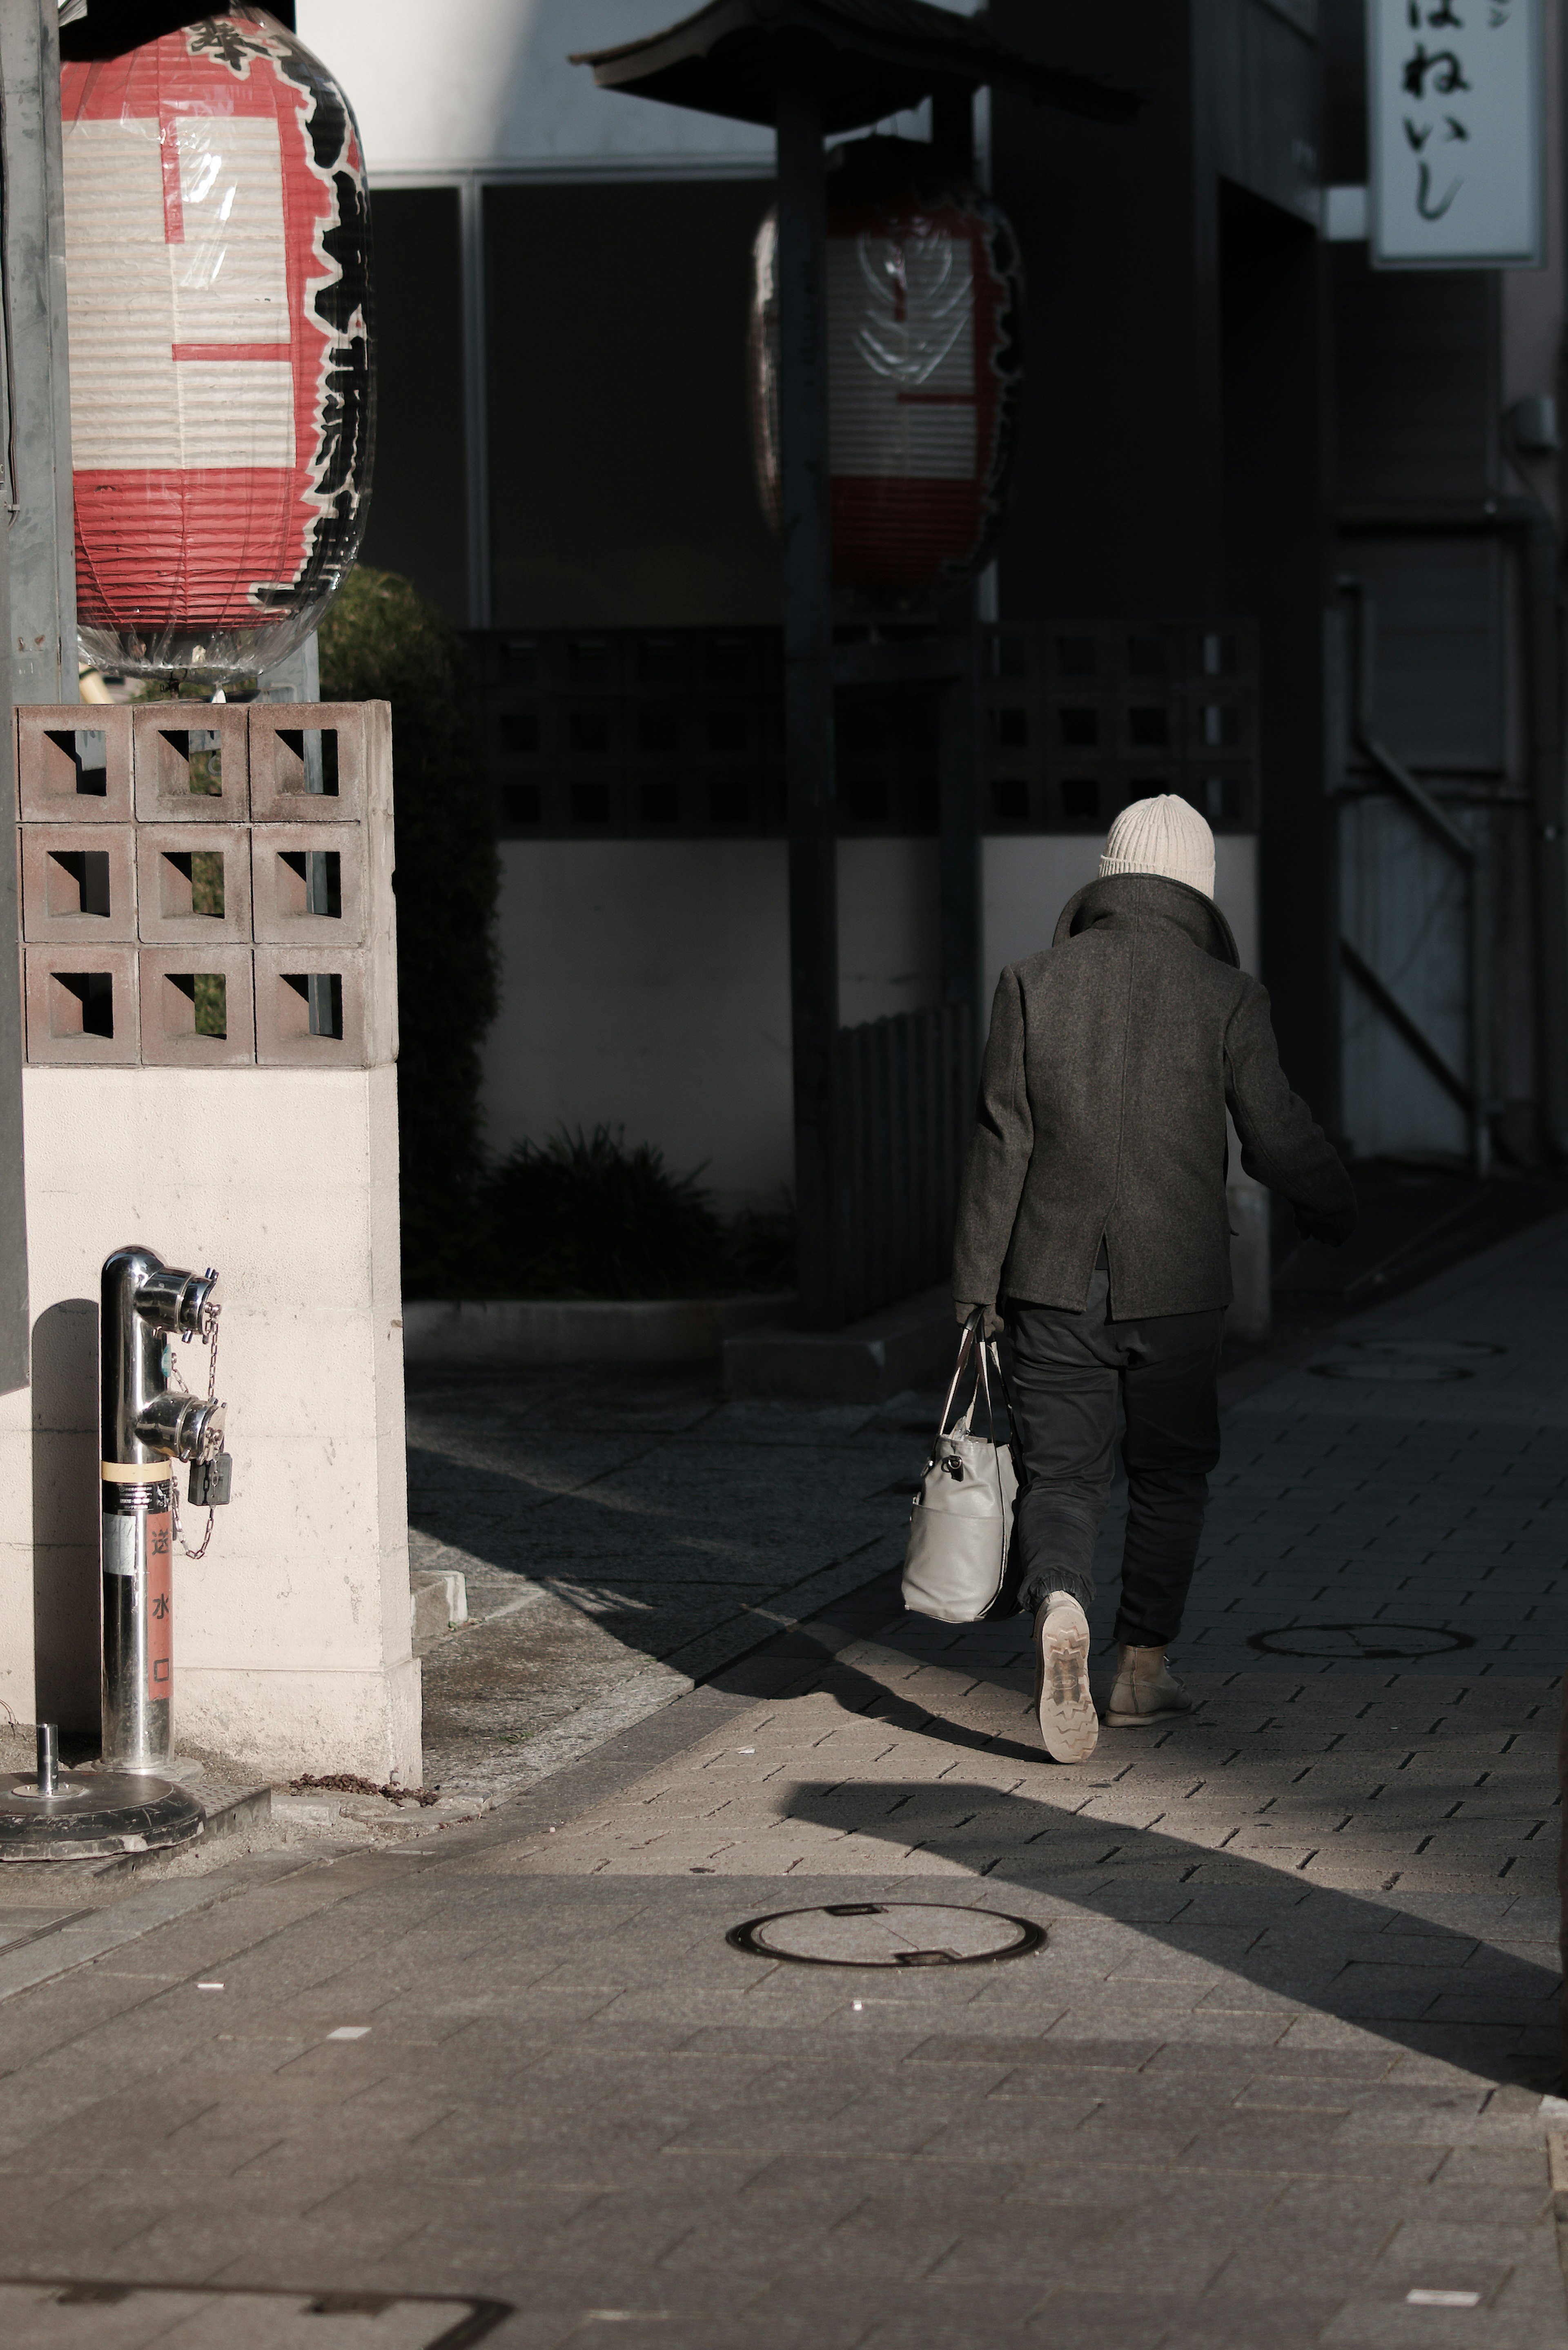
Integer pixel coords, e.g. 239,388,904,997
0,0,75,1389
775,59,841,1328
2,0,73,701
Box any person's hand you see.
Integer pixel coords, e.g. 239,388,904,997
1295,1207,1355,1249
955,1301,1004,1338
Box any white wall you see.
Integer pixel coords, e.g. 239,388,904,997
0,1066,419,1783
984,833,1260,997
482,836,943,1205
482,834,1259,1208
296,1,773,177
295,0,982,179
483,840,790,1203
839,837,942,1026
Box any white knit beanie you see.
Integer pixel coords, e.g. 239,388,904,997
1098,794,1215,899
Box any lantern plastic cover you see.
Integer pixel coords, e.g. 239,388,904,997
750,143,1024,600
62,7,374,685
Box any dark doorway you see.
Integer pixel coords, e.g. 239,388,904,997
361,187,469,624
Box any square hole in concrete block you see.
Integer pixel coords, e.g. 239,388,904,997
278,849,341,919
161,972,227,1039
49,970,114,1038
44,849,112,919
276,728,339,796
43,728,107,798
637,708,678,756
159,728,225,797
158,849,225,921
283,971,343,1039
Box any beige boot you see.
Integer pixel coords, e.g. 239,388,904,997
1104,1644,1194,1727
1032,1593,1098,1763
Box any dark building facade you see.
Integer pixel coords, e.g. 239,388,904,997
349,0,1564,1213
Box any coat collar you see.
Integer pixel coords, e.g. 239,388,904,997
1051,872,1241,968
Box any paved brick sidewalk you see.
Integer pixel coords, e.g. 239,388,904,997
406,1364,957,1800
0,1215,1564,2348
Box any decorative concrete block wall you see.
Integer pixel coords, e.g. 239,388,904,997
16,701,396,1071
0,702,417,1784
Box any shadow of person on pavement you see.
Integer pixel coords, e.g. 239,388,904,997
764,1774,1561,2090
672,1560,1563,2093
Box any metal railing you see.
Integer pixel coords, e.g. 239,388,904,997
836,1004,975,1324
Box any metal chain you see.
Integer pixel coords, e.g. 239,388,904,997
167,1275,221,1560
169,1466,215,1561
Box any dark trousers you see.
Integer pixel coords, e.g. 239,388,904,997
1006,1268,1225,1648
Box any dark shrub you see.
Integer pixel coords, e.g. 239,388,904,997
318,569,499,1294
478,1126,794,1300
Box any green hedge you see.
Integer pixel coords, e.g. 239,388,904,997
318,570,499,1295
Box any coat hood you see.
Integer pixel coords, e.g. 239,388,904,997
1051,871,1241,968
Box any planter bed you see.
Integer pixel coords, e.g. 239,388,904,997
402,1293,796,1367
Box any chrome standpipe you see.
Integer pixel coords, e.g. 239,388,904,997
100,1246,225,1775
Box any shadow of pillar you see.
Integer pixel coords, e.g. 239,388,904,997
30,1297,99,1734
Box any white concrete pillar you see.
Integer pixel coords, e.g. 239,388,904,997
0,1062,417,1781
2,700,417,1782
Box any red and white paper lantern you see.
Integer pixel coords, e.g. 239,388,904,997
61,7,374,682
751,141,1024,596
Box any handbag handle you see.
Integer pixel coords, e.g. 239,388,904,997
984,1332,1019,1452
936,1312,1017,1454
929,1313,1018,1532
935,1309,984,1438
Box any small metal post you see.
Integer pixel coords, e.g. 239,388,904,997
35,1723,56,1795
777,60,842,1329
100,1248,224,1773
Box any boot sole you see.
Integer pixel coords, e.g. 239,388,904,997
1103,1703,1194,1728
1033,1614,1098,1763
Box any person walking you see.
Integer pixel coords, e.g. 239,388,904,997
952,795,1354,1764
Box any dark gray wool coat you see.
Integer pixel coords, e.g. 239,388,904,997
952,873,1355,1319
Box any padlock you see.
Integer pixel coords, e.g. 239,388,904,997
188,1452,233,1507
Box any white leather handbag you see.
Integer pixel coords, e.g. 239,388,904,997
901,1311,1021,1624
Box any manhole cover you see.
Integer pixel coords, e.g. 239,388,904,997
1247,1622,1476,1660
1310,1340,1503,1385
0,2279,508,2349
727,1902,1045,1967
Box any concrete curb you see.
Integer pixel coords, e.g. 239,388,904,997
722,1282,956,1401
403,1293,796,1367
0,1842,307,2006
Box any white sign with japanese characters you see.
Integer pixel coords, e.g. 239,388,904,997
1368,0,1543,268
